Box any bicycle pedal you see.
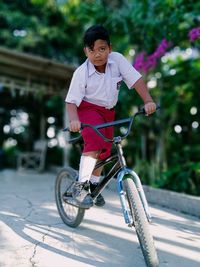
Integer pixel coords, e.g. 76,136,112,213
63,196,79,206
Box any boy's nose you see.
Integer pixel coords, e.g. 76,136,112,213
94,51,101,57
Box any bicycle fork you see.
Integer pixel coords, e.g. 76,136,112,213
117,167,152,226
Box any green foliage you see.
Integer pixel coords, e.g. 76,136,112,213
2,0,199,62
126,0,200,52
159,162,200,195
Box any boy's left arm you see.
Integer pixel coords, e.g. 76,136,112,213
132,77,156,115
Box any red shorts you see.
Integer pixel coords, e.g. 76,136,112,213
77,101,115,160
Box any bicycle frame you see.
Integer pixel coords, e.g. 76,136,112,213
64,108,160,224
90,138,152,225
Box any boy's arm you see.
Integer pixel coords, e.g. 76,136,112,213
132,77,156,115
66,103,81,132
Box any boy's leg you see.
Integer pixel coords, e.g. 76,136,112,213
90,165,105,207
78,151,98,183
92,165,103,177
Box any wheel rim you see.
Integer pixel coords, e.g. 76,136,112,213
57,171,80,222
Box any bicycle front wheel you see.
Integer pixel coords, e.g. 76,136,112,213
123,178,159,267
55,167,85,228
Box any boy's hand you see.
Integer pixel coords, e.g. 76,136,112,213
144,101,156,115
69,120,81,132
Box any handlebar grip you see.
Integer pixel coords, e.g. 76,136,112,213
141,104,160,115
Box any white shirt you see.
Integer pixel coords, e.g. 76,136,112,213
65,52,142,109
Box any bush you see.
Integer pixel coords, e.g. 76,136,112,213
159,162,200,196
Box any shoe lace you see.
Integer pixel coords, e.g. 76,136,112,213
74,181,89,194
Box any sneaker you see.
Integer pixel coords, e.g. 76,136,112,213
64,181,93,209
90,182,105,207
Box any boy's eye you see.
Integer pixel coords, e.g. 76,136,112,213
87,47,106,54
99,47,106,52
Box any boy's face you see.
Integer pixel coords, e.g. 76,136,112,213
84,39,112,70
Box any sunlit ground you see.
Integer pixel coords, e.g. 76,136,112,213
0,169,200,267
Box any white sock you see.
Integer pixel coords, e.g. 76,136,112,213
90,175,101,184
78,156,97,183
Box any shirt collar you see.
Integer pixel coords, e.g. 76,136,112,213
87,55,114,77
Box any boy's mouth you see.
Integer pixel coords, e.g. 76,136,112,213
94,59,103,64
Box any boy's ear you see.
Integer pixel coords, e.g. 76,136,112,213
109,44,112,53
83,47,87,56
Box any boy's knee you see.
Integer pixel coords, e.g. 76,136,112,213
83,150,101,159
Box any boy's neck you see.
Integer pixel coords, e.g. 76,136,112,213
94,63,107,73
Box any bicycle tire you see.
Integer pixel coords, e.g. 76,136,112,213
55,167,85,228
123,178,159,267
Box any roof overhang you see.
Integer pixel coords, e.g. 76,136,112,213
0,47,75,95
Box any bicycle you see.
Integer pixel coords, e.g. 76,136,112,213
55,107,160,267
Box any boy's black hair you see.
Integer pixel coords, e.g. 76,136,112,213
83,25,110,48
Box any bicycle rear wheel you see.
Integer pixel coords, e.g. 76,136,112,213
123,178,159,267
55,167,85,228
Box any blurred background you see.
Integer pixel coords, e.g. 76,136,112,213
0,0,199,196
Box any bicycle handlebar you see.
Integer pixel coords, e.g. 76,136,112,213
63,105,160,143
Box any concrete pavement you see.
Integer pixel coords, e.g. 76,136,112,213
0,169,200,267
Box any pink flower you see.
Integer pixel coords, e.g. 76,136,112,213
189,27,200,42
133,52,145,70
133,39,171,73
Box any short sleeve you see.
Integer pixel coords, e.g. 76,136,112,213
114,52,142,89
65,66,86,107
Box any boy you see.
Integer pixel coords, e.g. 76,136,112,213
65,25,156,209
